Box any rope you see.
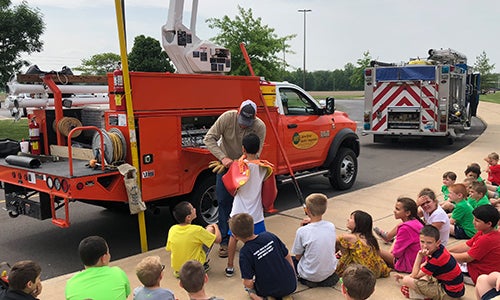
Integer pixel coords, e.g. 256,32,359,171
54,117,82,137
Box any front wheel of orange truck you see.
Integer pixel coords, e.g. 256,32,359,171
190,175,219,227
329,147,357,190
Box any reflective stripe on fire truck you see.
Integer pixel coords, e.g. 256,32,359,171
371,81,439,132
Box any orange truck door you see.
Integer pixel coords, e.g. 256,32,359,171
277,87,331,172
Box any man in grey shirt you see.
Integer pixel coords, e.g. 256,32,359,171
203,99,266,257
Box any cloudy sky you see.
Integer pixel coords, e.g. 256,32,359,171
13,0,500,74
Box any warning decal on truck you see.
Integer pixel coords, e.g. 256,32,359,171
292,131,319,149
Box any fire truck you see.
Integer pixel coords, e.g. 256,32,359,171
363,48,481,143
0,0,359,227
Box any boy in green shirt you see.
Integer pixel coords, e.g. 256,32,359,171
448,183,476,239
468,181,490,209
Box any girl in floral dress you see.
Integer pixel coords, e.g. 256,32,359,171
335,210,391,278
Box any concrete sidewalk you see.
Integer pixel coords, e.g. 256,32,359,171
40,102,500,300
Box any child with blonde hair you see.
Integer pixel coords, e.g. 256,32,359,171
134,256,175,300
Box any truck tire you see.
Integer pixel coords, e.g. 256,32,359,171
329,147,357,190
190,175,218,226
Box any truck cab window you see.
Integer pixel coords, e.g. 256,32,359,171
280,88,315,115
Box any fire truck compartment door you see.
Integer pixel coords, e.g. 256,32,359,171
137,116,180,200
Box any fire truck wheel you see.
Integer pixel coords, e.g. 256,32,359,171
329,147,357,190
190,175,218,227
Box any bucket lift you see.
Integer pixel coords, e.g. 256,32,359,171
161,0,231,74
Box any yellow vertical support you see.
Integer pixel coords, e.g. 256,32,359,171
114,0,148,252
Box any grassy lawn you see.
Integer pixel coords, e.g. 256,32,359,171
0,118,29,141
480,92,500,104
309,91,364,100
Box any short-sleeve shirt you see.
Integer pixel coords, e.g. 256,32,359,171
466,230,500,283
239,232,296,298
423,206,450,246
166,224,216,273
421,245,464,298
65,266,130,300
451,200,476,238
133,286,175,300
468,195,491,209
487,164,500,185
441,185,450,201
292,220,337,282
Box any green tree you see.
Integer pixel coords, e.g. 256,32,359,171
474,50,496,89
349,50,371,90
74,52,121,75
128,35,174,72
207,6,295,80
0,0,45,87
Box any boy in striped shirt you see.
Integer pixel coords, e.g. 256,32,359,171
396,225,464,299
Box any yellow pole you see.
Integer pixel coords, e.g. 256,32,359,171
114,0,148,252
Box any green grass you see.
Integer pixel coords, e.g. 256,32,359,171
480,92,500,104
0,119,29,141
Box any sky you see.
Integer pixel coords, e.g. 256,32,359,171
12,0,500,74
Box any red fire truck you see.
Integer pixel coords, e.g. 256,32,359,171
363,48,481,143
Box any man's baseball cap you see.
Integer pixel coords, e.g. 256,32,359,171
237,99,257,127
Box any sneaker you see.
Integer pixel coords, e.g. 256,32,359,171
203,262,210,273
225,267,234,277
218,245,228,258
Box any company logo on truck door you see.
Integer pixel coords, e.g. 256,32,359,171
371,81,438,132
292,131,319,149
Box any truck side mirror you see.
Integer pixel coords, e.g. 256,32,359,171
325,97,335,114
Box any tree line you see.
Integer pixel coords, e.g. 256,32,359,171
0,2,498,92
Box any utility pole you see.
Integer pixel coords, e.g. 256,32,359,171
298,9,311,90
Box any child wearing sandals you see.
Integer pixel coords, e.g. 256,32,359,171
379,197,425,273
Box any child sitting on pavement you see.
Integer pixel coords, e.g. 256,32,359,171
179,260,224,300
134,256,175,300
468,181,491,210
229,213,296,300
396,225,465,300
466,163,484,182
441,171,457,202
448,183,476,240
336,210,391,278
484,152,500,186
341,264,376,300
442,177,476,213
449,204,500,284
291,193,339,287
166,201,221,277
224,133,274,278
379,197,424,273
416,188,451,246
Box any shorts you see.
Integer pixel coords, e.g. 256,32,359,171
414,277,458,300
481,288,500,300
228,220,266,236
453,224,472,240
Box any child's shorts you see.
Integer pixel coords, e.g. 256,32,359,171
228,220,266,236
481,288,500,300
453,224,472,240
413,276,455,300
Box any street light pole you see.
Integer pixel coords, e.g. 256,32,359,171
298,9,311,90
